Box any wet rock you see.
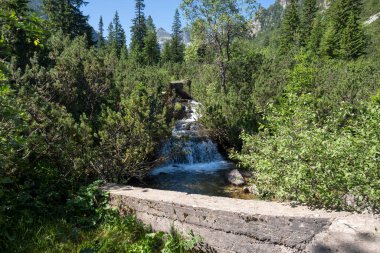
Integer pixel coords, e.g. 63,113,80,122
239,169,253,179
243,184,259,195
227,169,245,186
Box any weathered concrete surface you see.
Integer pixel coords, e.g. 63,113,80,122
103,184,380,253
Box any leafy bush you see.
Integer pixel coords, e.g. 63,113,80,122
96,83,169,182
233,59,380,212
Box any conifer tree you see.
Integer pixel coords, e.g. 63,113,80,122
321,0,366,59
42,0,92,43
130,0,147,64
107,22,115,46
112,11,127,56
339,12,366,59
307,14,323,54
330,0,362,33
143,16,160,65
279,0,300,53
170,9,184,63
320,21,337,58
299,0,318,46
106,12,127,57
161,41,172,63
97,16,105,48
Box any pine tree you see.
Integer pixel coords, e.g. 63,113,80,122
299,0,318,46
113,11,127,56
279,0,300,53
323,0,366,59
340,12,366,59
307,14,323,54
107,22,115,46
42,0,93,43
161,41,172,63
106,12,127,57
145,16,155,34
170,9,184,63
143,16,160,65
130,0,147,64
97,16,105,48
330,0,362,33
320,21,337,58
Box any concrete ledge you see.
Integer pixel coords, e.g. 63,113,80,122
103,184,380,253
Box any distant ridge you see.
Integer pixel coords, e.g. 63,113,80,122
157,27,191,50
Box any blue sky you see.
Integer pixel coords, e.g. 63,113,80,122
82,0,275,40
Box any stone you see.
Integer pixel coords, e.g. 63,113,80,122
227,169,245,186
239,169,253,178
243,184,259,195
102,184,380,253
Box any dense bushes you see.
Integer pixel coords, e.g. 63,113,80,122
233,57,380,212
235,99,380,212
182,1,380,212
1,31,172,253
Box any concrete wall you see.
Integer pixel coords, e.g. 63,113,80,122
103,184,380,253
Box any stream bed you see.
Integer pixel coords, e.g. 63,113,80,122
147,100,253,199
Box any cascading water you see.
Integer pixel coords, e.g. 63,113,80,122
148,100,233,196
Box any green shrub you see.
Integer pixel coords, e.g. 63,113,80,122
233,59,380,212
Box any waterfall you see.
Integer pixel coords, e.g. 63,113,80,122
150,100,230,176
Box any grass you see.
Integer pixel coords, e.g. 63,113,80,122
8,212,201,253
2,181,201,253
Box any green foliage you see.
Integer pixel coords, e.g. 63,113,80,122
107,11,127,56
2,180,199,252
233,56,380,212
184,19,214,64
143,16,160,65
319,21,338,58
2,0,380,251
170,9,185,63
162,41,172,64
161,229,202,253
66,181,111,228
160,10,185,64
340,12,367,59
362,0,380,17
188,61,259,148
130,0,147,64
313,59,380,116
320,0,367,59
279,0,300,53
255,1,284,32
97,84,169,182
42,0,93,43
97,16,105,48
181,0,257,92
307,14,323,54
299,0,318,46
0,0,46,68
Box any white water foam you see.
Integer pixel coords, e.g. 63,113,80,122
150,161,231,176
150,100,231,175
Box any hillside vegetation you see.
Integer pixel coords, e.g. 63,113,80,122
1,0,380,251
187,0,380,212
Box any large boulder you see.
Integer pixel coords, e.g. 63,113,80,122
227,169,245,186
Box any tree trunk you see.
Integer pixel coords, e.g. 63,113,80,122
219,62,227,94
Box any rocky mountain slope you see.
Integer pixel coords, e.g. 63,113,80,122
157,27,191,49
